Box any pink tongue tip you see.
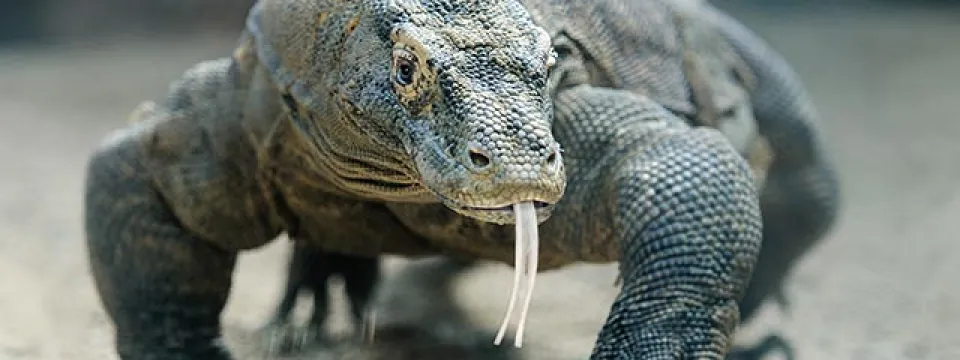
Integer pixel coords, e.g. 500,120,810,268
494,202,539,348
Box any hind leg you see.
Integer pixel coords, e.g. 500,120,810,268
728,161,837,359
336,254,381,333
272,242,314,323
260,242,332,355
303,252,334,343
294,250,381,345
699,7,842,357
738,147,840,324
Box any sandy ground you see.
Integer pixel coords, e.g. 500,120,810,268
1,5,959,360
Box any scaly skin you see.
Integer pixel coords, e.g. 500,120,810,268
83,0,839,359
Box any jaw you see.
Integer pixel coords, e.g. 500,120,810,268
420,174,564,225
442,199,557,225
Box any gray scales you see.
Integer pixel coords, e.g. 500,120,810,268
81,0,840,359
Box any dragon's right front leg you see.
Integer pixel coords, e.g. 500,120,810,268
84,135,237,360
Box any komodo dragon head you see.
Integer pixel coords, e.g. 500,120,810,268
248,0,564,224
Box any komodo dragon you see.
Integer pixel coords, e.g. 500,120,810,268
82,0,840,359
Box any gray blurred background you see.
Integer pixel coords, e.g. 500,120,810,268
1,1,959,359
0,0,957,45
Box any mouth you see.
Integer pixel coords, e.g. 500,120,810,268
461,201,552,212
438,197,556,225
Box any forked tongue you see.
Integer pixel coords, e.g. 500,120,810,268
494,201,539,348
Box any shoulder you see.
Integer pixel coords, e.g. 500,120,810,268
110,57,283,249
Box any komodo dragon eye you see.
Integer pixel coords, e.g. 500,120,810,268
392,49,417,86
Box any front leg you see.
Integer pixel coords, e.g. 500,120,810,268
86,43,292,359
552,86,762,359
85,139,239,360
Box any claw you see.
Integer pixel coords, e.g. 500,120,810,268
359,309,377,344
258,321,325,356
259,321,297,356
727,333,796,360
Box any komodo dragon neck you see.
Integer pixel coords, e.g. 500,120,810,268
269,94,436,203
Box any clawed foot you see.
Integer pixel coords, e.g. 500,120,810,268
727,333,795,360
258,321,326,356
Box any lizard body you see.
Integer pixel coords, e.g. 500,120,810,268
83,0,839,359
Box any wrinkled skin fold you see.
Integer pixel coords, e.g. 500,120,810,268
83,0,839,359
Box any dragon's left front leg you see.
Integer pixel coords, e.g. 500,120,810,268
551,85,762,359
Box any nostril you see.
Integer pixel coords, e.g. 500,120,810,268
545,151,558,165
545,148,560,169
468,148,492,169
